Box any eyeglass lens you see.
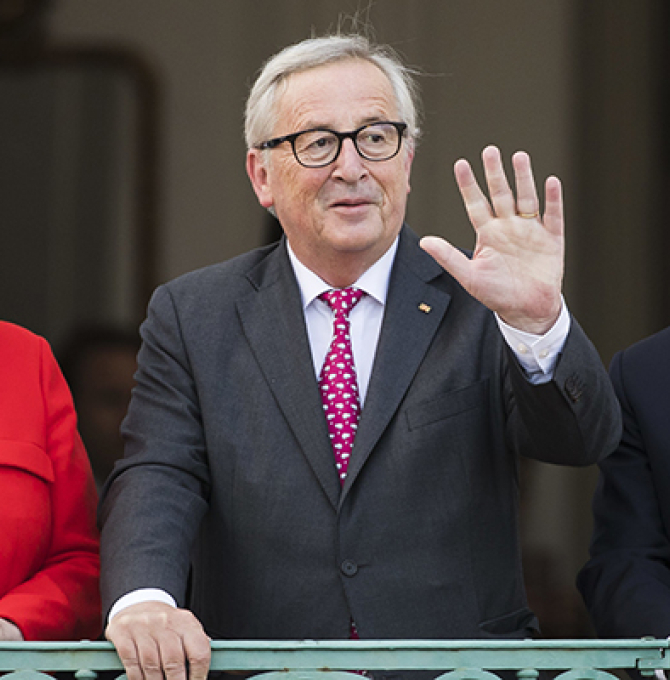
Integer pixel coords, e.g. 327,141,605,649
294,123,401,167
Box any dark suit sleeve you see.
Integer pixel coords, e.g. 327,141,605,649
98,284,211,617
577,348,670,638
504,316,622,467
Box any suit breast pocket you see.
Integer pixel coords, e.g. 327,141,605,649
405,379,489,431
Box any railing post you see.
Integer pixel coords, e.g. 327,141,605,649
75,669,98,680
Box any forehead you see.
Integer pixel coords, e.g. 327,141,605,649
274,58,399,132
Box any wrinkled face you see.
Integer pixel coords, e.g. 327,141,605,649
247,58,414,283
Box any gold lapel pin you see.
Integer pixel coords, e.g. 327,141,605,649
418,303,432,313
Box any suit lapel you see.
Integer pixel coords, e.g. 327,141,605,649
235,230,454,510
340,227,452,503
236,241,341,509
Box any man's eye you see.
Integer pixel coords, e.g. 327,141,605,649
307,135,335,150
363,132,387,144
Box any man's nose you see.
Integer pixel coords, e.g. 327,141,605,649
333,138,367,180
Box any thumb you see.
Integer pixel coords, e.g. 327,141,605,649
420,236,472,288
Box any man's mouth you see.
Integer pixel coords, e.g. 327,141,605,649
330,198,374,209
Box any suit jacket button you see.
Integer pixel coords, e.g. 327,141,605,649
341,559,358,577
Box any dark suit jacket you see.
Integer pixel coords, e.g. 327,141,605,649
100,226,620,642
578,326,670,638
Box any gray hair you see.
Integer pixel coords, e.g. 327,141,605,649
244,34,421,150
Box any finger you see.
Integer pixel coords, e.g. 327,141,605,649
420,236,473,291
135,632,168,680
182,628,212,680
543,175,564,236
511,151,540,217
482,145,516,218
106,624,145,680
454,158,493,229
157,631,190,680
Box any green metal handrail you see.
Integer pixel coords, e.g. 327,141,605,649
0,639,667,680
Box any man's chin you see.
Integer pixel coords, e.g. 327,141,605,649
324,227,382,254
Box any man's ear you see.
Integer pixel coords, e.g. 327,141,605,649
404,143,415,195
246,149,274,209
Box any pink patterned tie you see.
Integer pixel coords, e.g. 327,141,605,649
318,287,365,485
319,287,366,644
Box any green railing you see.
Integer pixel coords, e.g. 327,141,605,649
0,639,667,680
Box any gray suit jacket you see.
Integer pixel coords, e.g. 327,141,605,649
100,226,620,642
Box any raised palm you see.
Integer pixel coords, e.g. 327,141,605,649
421,146,564,335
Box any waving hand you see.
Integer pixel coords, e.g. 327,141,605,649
420,145,564,335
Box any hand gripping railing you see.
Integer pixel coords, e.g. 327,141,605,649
0,639,668,680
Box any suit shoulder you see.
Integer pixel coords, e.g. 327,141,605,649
615,326,670,369
612,325,670,393
160,241,283,298
0,323,60,401
0,320,42,343
0,321,49,359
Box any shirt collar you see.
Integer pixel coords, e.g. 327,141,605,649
286,237,398,310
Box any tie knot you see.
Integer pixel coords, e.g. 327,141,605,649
320,287,365,318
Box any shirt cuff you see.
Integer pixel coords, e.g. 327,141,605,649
495,298,571,384
108,588,177,623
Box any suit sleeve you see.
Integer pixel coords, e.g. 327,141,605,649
577,348,670,638
504,316,622,466
0,336,101,641
99,285,211,618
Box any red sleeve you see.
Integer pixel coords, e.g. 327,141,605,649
0,331,101,640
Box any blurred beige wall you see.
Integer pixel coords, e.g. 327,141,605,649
46,1,668,360
47,1,575,283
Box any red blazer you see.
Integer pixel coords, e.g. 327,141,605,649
0,322,101,640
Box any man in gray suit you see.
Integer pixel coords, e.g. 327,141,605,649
100,33,621,680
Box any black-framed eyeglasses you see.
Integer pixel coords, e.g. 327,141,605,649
256,121,408,168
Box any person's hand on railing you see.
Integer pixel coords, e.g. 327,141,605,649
105,601,211,680
0,618,23,641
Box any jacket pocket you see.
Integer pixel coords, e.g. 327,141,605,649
0,440,54,482
406,379,488,431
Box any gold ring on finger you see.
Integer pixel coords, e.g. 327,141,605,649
517,210,539,219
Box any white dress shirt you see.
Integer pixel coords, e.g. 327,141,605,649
109,235,570,621
288,237,570,391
